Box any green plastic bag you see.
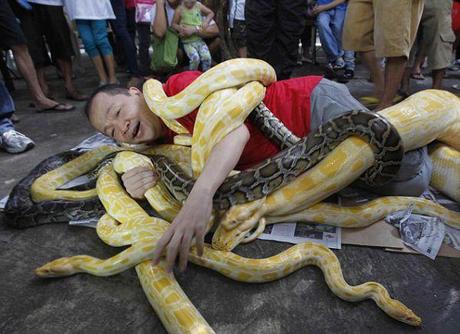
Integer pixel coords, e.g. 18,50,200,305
150,27,179,72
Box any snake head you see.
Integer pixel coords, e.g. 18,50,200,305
34,256,83,278
212,199,267,251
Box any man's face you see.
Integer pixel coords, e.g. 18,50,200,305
89,88,163,144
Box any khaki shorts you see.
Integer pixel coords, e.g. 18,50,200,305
343,0,424,58
420,0,455,70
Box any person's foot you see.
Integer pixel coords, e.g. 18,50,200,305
324,63,336,79
65,88,88,101
333,57,345,70
343,69,354,80
36,97,74,112
10,114,20,124
0,129,35,154
410,72,425,80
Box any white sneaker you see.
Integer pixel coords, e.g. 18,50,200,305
0,129,35,153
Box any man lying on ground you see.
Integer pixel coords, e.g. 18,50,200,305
84,71,432,272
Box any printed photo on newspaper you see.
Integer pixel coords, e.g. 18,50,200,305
258,222,341,249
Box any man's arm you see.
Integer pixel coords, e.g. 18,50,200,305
152,124,250,272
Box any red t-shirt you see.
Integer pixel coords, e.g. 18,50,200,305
162,71,323,170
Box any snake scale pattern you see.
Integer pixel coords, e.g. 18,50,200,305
152,109,404,210
4,59,460,333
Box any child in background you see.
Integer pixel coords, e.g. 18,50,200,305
172,0,214,71
63,0,118,86
313,0,355,79
228,0,247,58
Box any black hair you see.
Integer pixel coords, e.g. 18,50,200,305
84,84,130,118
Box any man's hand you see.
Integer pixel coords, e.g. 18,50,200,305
152,190,212,272
150,124,249,272
121,166,159,199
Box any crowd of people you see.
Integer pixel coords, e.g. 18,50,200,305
1,0,460,155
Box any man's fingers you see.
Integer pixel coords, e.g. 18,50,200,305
195,227,205,257
151,228,174,265
178,232,193,272
165,231,183,272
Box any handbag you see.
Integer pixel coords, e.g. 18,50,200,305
135,0,155,23
150,5,178,72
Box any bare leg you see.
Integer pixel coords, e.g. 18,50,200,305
91,55,108,84
36,67,50,97
431,69,445,89
238,47,248,58
360,50,384,98
11,44,72,110
400,67,411,96
56,58,87,100
102,54,117,84
376,56,407,111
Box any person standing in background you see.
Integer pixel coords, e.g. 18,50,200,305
63,0,118,87
342,0,424,111
1,0,73,112
228,0,247,58
245,0,308,80
0,80,34,153
10,0,86,103
110,0,141,81
135,0,155,74
312,0,355,80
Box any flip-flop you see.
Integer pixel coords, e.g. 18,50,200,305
37,103,75,113
410,72,425,80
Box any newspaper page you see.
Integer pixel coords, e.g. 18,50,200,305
0,196,8,210
71,133,117,152
258,222,341,249
386,205,445,259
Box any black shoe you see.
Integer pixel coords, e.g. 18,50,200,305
343,69,354,80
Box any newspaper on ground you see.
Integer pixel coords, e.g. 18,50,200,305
0,195,8,210
258,222,341,249
71,133,117,152
69,217,99,228
386,205,445,259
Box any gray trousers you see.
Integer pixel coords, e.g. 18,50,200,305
309,78,432,197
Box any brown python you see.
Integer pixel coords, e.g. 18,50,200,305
150,109,404,210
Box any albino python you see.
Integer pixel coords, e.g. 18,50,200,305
6,59,460,332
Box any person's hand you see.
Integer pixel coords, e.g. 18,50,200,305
201,22,209,30
152,191,212,272
121,166,159,199
181,25,195,37
312,4,327,15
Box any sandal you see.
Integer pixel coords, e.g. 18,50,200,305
37,103,75,113
410,72,425,80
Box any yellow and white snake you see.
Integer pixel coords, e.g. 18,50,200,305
24,59,460,332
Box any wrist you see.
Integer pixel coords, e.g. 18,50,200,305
195,25,201,33
191,181,215,199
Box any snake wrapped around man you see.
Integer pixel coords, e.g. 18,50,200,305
4,59,460,333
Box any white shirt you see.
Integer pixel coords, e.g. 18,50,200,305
228,0,245,28
63,0,115,21
28,0,63,6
